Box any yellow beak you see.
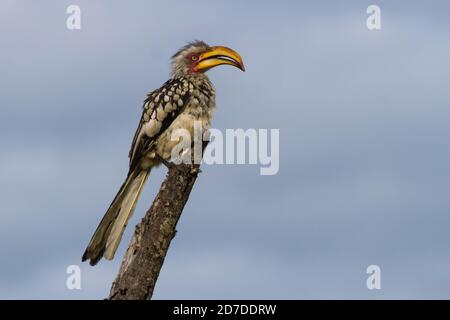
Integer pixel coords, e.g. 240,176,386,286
195,46,245,72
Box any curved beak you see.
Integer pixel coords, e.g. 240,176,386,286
195,46,245,72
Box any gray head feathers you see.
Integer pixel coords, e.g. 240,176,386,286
171,40,210,78
172,40,210,59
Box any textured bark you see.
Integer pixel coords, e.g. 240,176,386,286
108,163,201,300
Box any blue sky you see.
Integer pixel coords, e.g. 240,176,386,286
1,0,450,299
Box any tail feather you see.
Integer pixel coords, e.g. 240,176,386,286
82,169,149,266
104,170,148,260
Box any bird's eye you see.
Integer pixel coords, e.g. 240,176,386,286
191,55,198,61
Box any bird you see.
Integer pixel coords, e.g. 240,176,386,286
82,41,245,266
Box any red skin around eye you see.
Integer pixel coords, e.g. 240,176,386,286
188,54,200,73
187,53,199,62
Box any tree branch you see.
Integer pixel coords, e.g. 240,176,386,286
108,163,202,300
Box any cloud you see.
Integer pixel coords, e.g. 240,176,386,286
1,0,450,299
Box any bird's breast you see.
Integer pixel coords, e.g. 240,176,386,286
155,88,215,161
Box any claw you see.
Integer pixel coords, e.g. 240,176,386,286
156,154,173,169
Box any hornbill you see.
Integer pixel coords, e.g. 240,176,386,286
82,41,245,266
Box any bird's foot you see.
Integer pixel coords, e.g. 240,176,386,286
156,154,174,169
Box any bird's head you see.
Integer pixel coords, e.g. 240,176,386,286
171,41,245,78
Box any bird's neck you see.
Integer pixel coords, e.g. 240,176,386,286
172,71,208,82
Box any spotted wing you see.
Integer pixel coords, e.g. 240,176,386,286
128,78,193,171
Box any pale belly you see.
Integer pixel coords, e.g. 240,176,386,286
140,108,213,169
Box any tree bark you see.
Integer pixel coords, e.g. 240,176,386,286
108,163,202,300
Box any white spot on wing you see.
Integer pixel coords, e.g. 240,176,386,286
157,106,166,120
143,119,162,137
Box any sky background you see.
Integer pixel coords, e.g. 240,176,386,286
1,0,450,299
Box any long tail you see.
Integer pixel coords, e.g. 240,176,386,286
82,169,149,266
